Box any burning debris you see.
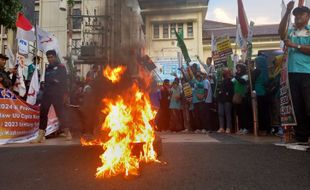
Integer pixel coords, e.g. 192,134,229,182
81,65,161,178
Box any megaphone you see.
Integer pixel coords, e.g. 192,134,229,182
59,0,67,11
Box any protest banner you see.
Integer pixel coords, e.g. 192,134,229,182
0,87,59,145
279,52,297,126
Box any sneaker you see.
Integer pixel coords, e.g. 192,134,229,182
194,129,201,134
242,129,249,135
236,129,244,135
217,128,225,133
181,129,189,133
225,128,231,134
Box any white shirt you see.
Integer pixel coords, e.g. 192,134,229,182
203,79,212,103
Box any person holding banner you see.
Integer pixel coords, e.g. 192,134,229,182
0,53,12,89
31,50,70,143
279,2,310,143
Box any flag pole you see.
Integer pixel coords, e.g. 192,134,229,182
0,25,4,54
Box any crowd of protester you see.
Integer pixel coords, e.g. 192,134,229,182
151,56,283,136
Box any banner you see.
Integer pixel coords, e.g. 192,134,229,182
0,87,59,145
279,52,297,126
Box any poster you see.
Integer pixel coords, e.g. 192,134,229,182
213,36,233,70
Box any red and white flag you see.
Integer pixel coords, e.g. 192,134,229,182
16,13,35,41
26,68,40,105
237,0,249,39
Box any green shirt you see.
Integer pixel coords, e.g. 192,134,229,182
288,25,310,74
232,75,248,97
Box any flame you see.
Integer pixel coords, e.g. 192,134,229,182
81,65,159,178
103,65,126,83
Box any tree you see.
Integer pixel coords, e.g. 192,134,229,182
0,0,22,28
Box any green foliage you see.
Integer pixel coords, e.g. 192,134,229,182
0,0,22,28
67,0,75,6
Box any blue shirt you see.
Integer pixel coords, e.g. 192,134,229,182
288,25,310,74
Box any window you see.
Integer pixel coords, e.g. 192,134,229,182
163,24,169,38
177,23,183,34
187,22,193,37
153,24,159,39
72,39,81,55
72,9,82,29
170,23,176,38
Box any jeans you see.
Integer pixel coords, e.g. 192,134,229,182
218,102,232,129
289,73,310,142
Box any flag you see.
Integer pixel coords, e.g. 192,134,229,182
211,32,217,52
5,45,16,69
235,17,244,48
26,68,40,105
13,53,27,97
175,29,191,63
237,0,249,39
37,26,61,53
16,13,35,41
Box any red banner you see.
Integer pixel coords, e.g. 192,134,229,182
0,87,59,145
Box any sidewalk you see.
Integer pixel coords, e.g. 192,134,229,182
0,131,283,148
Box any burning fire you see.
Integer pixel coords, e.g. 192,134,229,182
82,65,160,178
103,65,127,83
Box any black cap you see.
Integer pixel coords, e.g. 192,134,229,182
293,6,310,16
0,53,9,60
163,79,170,83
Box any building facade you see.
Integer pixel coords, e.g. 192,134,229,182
35,0,144,78
139,0,209,81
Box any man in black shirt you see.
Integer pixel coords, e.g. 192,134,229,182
31,50,71,143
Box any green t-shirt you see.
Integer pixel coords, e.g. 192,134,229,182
288,25,310,74
232,75,248,97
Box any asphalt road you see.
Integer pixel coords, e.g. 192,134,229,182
1,137,310,190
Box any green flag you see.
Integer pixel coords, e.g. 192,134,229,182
175,29,191,63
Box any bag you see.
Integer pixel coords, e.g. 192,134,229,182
232,93,242,104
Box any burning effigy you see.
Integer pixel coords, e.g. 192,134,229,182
81,65,161,178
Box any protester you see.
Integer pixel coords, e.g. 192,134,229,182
279,2,310,143
198,56,216,94
192,72,207,133
31,50,71,143
86,65,100,82
252,56,271,135
169,78,184,132
157,79,171,131
217,68,234,134
0,53,12,89
202,72,212,132
232,63,250,134
25,56,40,95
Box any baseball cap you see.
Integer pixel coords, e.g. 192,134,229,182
293,6,310,16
